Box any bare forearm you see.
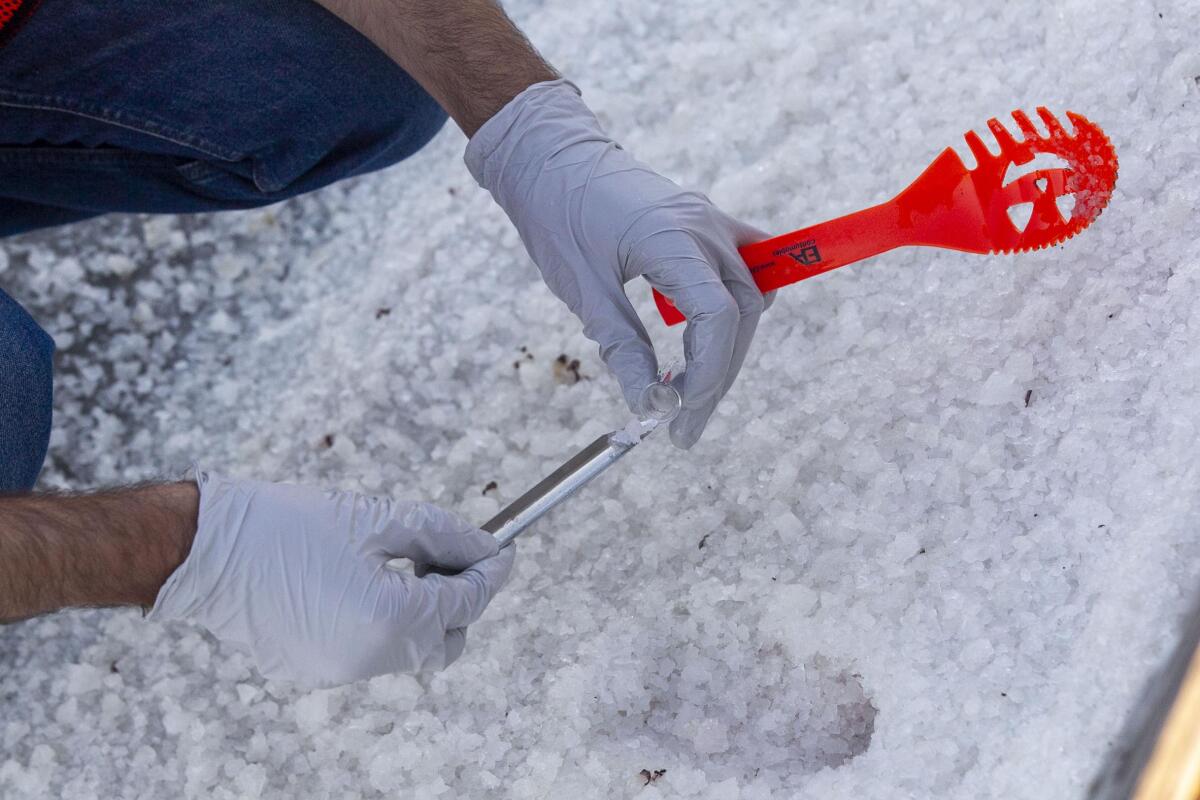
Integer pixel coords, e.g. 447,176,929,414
0,483,198,622
313,0,558,136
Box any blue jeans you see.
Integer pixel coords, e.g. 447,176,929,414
0,287,54,492
0,0,448,490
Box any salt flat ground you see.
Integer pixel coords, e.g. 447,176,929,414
2,0,1199,798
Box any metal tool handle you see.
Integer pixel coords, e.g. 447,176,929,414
481,380,681,546
481,432,639,547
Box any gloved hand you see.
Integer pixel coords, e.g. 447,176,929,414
149,469,515,688
466,79,770,449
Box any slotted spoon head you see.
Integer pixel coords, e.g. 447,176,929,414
652,106,1118,326
955,107,1118,253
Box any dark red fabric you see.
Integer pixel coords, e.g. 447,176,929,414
0,0,41,48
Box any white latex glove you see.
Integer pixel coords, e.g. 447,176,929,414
149,469,515,688
466,79,769,449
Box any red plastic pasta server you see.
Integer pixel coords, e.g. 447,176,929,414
653,107,1118,326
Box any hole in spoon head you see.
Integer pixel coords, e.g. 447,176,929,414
1007,202,1035,232
1056,194,1076,220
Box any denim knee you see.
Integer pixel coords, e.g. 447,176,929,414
0,288,54,492
201,76,451,205
0,0,451,218
174,86,449,209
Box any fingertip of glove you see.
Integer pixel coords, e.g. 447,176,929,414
669,415,704,450
443,628,467,669
434,529,499,572
469,529,501,559
498,539,517,565
600,344,658,414
481,540,517,587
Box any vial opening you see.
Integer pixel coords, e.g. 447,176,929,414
638,381,682,424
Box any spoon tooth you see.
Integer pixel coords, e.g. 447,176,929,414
1037,106,1070,139
964,129,996,165
1010,109,1041,143
987,117,1023,159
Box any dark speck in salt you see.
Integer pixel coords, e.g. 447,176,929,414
553,353,587,384
639,769,666,786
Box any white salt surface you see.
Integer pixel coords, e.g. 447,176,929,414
3,0,1200,797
